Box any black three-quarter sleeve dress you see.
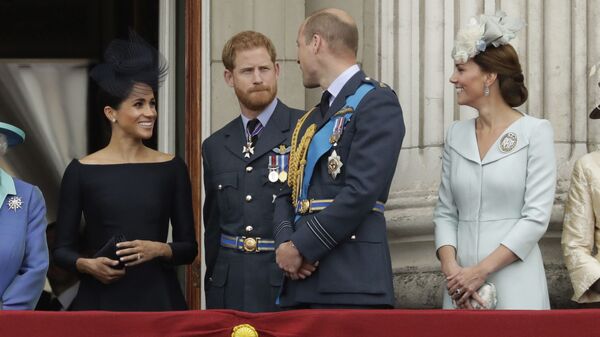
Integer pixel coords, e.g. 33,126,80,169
53,156,197,311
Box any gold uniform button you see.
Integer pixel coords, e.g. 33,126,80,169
245,195,253,202
246,166,253,172
245,225,253,232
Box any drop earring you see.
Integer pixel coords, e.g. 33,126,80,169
484,84,490,97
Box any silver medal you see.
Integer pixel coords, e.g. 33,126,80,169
268,170,279,183
242,142,254,158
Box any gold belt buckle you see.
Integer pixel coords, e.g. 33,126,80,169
299,199,310,214
242,237,258,252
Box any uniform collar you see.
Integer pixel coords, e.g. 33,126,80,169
240,98,278,131
0,168,16,208
325,64,360,107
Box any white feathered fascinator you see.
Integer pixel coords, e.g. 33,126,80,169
452,11,525,64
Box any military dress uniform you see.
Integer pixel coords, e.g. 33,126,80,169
274,70,405,307
202,99,303,312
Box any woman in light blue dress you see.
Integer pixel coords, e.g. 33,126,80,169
0,122,48,310
434,13,556,309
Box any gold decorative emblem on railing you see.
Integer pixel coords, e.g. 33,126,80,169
231,324,258,337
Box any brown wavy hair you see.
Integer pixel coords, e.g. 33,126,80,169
473,44,528,107
222,31,277,71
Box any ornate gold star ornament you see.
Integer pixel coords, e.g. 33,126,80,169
327,150,343,179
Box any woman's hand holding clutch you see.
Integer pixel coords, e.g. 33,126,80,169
447,265,488,309
116,240,173,267
76,257,126,284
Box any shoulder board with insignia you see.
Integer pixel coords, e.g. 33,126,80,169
363,76,389,88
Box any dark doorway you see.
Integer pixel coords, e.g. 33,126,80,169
0,0,160,152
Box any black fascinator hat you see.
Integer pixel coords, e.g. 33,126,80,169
90,30,167,99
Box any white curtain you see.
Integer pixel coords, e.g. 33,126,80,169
0,61,89,221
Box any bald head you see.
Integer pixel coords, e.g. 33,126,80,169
301,8,358,57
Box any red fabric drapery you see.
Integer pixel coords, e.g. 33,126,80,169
1,309,598,337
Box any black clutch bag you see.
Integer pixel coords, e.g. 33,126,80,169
93,234,127,269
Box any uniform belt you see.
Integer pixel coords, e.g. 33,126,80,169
295,199,385,215
220,234,275,252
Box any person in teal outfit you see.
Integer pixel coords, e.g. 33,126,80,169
0,122,49,310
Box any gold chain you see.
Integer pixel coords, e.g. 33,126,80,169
288,108,317,207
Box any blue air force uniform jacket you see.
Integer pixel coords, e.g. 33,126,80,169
202,99,303,312
274,71,405,307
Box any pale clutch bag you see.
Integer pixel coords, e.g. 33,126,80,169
453,282,497,309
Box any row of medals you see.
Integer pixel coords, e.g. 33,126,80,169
268,152,288,183
269,168,287,183
327,116,345,179
260,114,347,185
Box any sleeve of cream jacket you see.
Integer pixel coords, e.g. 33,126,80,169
562,155,600,303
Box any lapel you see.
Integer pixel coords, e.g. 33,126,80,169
481,115,530,165
318,70,366,130
248,99,291,164
449,119,481,164
223,117,246,160
449,115,530,165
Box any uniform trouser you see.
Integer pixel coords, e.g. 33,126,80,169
205,247,282,312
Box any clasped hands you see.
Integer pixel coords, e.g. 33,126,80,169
275,241,317,280
444,263,487,309
77,240,170,284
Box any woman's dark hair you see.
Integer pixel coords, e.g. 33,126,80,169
473,44,528,107
97,87,127,110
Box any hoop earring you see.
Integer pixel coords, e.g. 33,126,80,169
484,85,490,97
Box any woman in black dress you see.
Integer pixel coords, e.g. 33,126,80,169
53,32,197,311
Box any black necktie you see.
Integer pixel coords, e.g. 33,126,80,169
246,119,263,144
320,90,332,116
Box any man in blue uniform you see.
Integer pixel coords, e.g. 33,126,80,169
202,31,303,312
274,8,405,308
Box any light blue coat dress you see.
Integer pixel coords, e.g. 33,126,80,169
434,114,556,309
0,168,48,310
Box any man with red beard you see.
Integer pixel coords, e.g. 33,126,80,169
202,31,303,312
